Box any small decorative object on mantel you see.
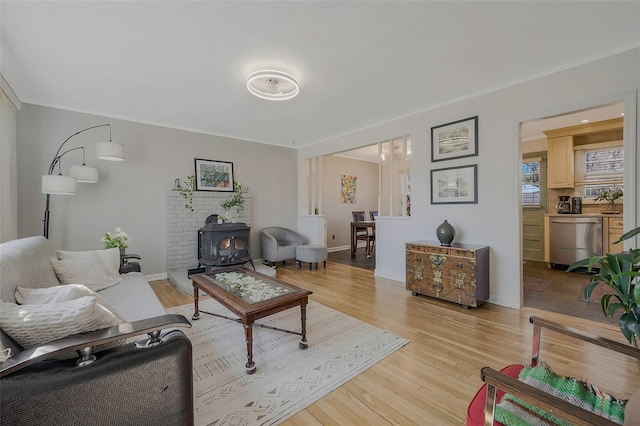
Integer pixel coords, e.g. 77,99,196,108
102,227,131,256
594,186,623,214
436,220,455,246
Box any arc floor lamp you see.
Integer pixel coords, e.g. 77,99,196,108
42,124,124,238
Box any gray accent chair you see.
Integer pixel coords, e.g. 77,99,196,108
260,227,304,267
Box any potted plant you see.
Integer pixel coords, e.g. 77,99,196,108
594,186,623,214
101,227,132,256
567,225,640,349
220,182,246,222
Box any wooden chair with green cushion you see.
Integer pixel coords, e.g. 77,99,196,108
466,316,640,426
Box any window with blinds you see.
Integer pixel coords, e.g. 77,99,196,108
522,159,542,206
575,145,623,200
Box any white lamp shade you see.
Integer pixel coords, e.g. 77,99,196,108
42,175,77,195
96,142,125,161
69,165,99,183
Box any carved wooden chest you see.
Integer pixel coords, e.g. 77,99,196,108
406,240,489,308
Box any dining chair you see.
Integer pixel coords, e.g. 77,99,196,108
368,211,378,255
352,211,375,257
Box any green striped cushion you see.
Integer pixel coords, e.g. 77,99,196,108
495,361,626,425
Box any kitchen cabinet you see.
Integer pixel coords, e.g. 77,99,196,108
543,118,623,190
606,216,624,254
405,241,489,308
546,135,574,188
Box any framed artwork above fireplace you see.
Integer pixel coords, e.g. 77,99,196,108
194,158,234,192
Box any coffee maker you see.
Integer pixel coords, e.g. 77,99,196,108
571,197,582,214
556,196,571,214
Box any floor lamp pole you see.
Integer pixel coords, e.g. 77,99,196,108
43,193,51,239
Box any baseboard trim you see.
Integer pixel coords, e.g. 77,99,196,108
145,272,167,281
328,244,366,253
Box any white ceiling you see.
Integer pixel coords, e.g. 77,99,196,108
2,1,639,149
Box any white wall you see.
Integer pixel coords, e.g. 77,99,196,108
299,47,640,309
16,104,298,276
0,88,18,243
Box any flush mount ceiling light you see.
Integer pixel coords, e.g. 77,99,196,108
247,70,299,101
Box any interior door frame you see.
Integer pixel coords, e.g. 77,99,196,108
515,90,638,308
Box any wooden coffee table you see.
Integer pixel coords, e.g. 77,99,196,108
190,267,313,374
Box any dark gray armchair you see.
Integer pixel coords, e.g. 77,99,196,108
260,227,304,267
1,315,194,426
0,235,194,425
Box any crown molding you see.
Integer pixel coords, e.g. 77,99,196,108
0,74,21,111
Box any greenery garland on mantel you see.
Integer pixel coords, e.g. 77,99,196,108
220,182,246,213
177,179,246,217
179,176,195,212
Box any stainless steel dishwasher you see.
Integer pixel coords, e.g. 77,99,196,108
548,216,603,266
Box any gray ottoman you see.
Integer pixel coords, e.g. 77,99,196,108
296,244,328,270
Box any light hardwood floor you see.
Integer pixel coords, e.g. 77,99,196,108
149,262,640,425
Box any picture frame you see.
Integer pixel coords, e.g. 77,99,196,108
431,116,478,162
194,158,234,192
431,164,478,204
340,175,357,204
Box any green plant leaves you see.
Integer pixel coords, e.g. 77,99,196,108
568,224,640,344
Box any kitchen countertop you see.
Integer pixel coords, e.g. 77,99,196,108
545,213,622,217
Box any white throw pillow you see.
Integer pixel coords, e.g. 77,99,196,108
0,296,124,349
51,248,122,291
14,284,125,322
0,341,10,362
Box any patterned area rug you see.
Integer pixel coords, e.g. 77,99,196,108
167,299,409,426
579,280,616,303
523,276,553,292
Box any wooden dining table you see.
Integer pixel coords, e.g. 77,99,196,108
350,221,375,258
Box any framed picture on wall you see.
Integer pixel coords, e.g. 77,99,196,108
431,164,478,204
194,158,234,191
431,116,478,162
340,175,357,203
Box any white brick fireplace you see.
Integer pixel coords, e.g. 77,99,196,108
166,190,252,293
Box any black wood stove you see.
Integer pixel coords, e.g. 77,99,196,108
198,215,254,271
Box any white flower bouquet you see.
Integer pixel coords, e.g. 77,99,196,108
214,271,291,303
101,227,131,249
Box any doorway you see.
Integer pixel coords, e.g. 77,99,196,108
519,102,627,324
